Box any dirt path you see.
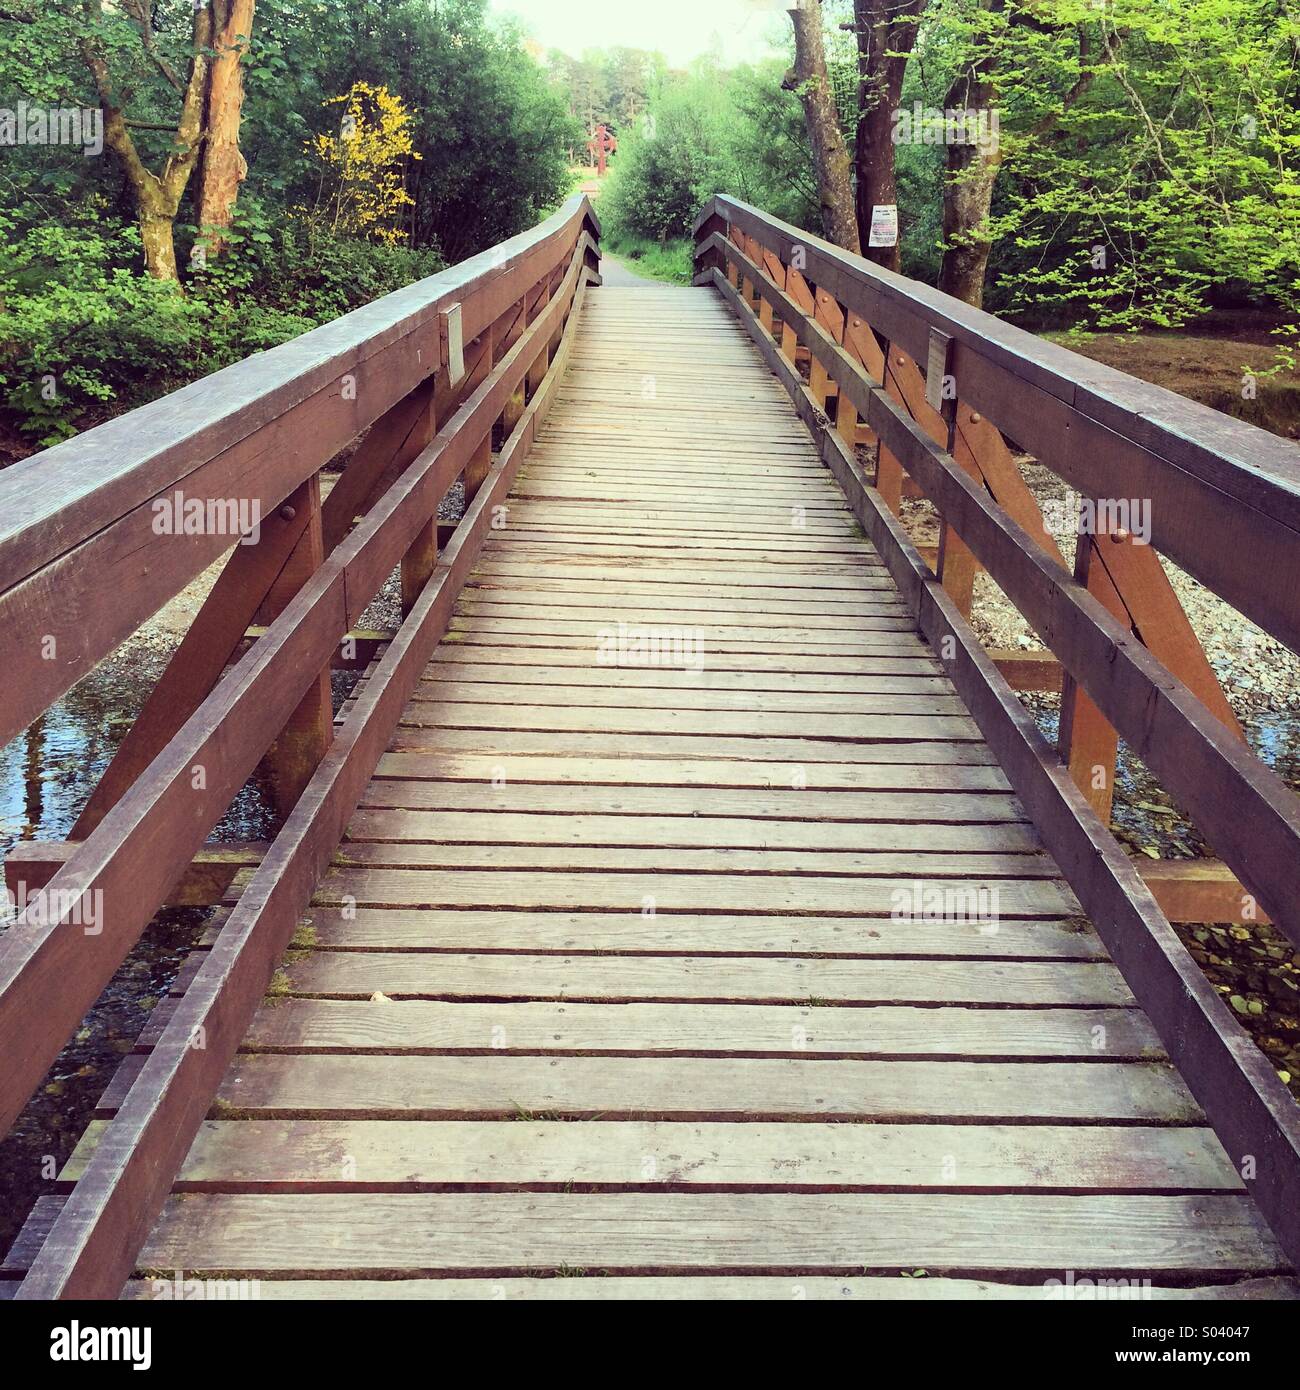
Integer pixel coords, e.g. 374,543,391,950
598,253,662,287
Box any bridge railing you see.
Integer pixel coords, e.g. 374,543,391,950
1,195,601,1297
693,192,1300,1270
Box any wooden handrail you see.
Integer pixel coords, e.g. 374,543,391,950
14,255,597,1299
698,223,1300,948
694,195,1300,1273
0,195,601,746
0,207,599,1146
695,195,1300,656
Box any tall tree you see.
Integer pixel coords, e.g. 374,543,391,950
80,0,212,280
195,0,256,259
937,0,1005,304
853,0,927,271
786,0,860,251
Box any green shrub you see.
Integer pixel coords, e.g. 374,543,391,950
602,230,692,286
0,209,445,448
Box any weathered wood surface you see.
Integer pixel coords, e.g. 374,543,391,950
15,283,1293,1300
0,197,600,745
704,250,1300,1278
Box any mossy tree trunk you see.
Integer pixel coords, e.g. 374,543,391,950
196,0,256,258
81,0,213,281
786,0,861,253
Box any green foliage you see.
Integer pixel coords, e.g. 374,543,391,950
0,208,442,445
247,0,580,260
0,0,573,451
600,60,816,244
602,231,693,286
909,0,1300,331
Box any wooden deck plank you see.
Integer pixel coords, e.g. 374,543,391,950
310,867,1078,916
356,782,1027,823
100,1055,1196,1121
392,711,978,745
388,728,1003,765
445,630,937,657
113,1274,1300,1299
93,281,1289,1298
409,683,964,716
238,999,1157,1056
373,752,1009,790
274,953,1131,1006
344,810,1036,851
421,662,958,691
332,844,1060,878
62,1120,1239,1191
288,907,1101,956
132,1192,1288,1274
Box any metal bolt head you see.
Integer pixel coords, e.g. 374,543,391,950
279,504,296,521
969,411,982,424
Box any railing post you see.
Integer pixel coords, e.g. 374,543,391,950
692,205,727,282
1058,530,1122,822
460,326,495,510
259,473,334,818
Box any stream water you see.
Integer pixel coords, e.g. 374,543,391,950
0,653,286,1260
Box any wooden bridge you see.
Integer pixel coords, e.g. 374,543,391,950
2,194,1300,1299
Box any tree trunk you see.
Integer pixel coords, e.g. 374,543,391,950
81,2,211,281
786,1,860,253
937,118,1003,306
855,91,901,272
938,2,1004,306
139,194,182,281
196,0,255,257
853,0,927,272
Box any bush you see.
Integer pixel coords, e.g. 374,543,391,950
0,211,444,448
602,230,692,286
599,61,817,249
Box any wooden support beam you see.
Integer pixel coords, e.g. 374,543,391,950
990,649,1063,693
399,384,441,618
6,841,266,908
258,474,335,818
319,379,436,556
463,434,492,511
1092,532,1244,741
399,518,438,617
69,497,318,838
1140,859,1272,925
1059,532,1123,822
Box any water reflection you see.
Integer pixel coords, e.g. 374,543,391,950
0,651,281,1261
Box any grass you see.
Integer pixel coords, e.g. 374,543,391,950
601,230,693,286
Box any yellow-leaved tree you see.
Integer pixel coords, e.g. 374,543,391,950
310,82,420,243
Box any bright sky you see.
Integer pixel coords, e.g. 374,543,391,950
489,0,789,69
